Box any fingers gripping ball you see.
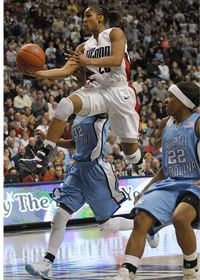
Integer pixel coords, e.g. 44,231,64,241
16,44,45,73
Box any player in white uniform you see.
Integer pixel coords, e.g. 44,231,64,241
19,5,145,177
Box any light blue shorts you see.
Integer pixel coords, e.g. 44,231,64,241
53,158,126,222
130,178,200,231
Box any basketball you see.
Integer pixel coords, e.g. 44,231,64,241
16,44,45,73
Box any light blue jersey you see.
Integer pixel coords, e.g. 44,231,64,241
131,113,200,230
162,113,200,179
52,115,125,222
72,115,108,162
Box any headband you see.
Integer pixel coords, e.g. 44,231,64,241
168,84,196,109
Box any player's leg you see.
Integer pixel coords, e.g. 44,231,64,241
25,206,72,280
109,211,156,280
46,87,108,144
110,184,181,279
25,173,85,279
172,193,200,279
107,87,145,175
18,88,108,174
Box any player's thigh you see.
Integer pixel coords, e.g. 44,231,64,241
81,160,125,221
57,175,86,213
73,87,108,116
132,189,180,226
173,193,199,225
108,87,139,140
109,109,139,140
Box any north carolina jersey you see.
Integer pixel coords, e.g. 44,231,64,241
162,113,200,179
72,115,108,162
84,28,130,85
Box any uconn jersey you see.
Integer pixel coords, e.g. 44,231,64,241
84,28,130,85
162,113,200,179
72,115,108,161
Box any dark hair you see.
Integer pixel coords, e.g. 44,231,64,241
89,5,121,27
177,82,200,108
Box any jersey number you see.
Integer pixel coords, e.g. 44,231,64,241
168,149,186,164
99,67,111,74
73,126,83,139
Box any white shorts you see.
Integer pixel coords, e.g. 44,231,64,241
73,84,139,140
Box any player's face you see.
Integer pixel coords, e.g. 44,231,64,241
165,92,182,116
83,8,102,32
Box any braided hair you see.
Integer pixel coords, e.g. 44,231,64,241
89,5,121,27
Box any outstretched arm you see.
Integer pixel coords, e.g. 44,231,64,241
23,43,85,78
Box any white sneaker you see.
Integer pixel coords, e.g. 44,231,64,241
147,232,159,248
110,267,135,280
25,259,53,280
183,268,199,280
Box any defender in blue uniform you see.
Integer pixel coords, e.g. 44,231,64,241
24,114,158,280
111,81,200,280
56,114,126,222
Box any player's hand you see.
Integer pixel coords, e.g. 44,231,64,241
65,49,91,66
133,191,143,204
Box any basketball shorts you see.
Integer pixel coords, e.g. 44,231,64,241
74,84,140,141
52,158,126,222
130,178,200,231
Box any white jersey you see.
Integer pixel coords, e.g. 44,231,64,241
84,28,130,86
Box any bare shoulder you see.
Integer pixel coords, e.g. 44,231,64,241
110,27,125,40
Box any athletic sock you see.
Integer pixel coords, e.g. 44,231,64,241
44,252,55,263
183,251,198,270
122,255,139,274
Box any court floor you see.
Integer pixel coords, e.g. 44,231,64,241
4,224,200,279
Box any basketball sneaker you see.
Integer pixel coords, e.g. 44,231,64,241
134,158,146,176
25,259,53,280
183,267,200,280
147,232,160,248
109,267,135,280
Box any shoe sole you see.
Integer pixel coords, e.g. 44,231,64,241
25,264,52,280
25,264,40,276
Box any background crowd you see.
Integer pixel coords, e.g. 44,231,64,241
4,0,200,183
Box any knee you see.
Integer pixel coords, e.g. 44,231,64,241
172,213,188,229
70,93,91,115
51,207,70,230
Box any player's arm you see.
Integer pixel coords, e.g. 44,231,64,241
143,167,166,192
154,116,170,148
35,129,75,149
134,167,166,203
57,139,75,149
33,43,85,78
66,28,125,67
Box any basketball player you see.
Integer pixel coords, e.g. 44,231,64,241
24,114,158,280
110,81,200,280
19,5,145,176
